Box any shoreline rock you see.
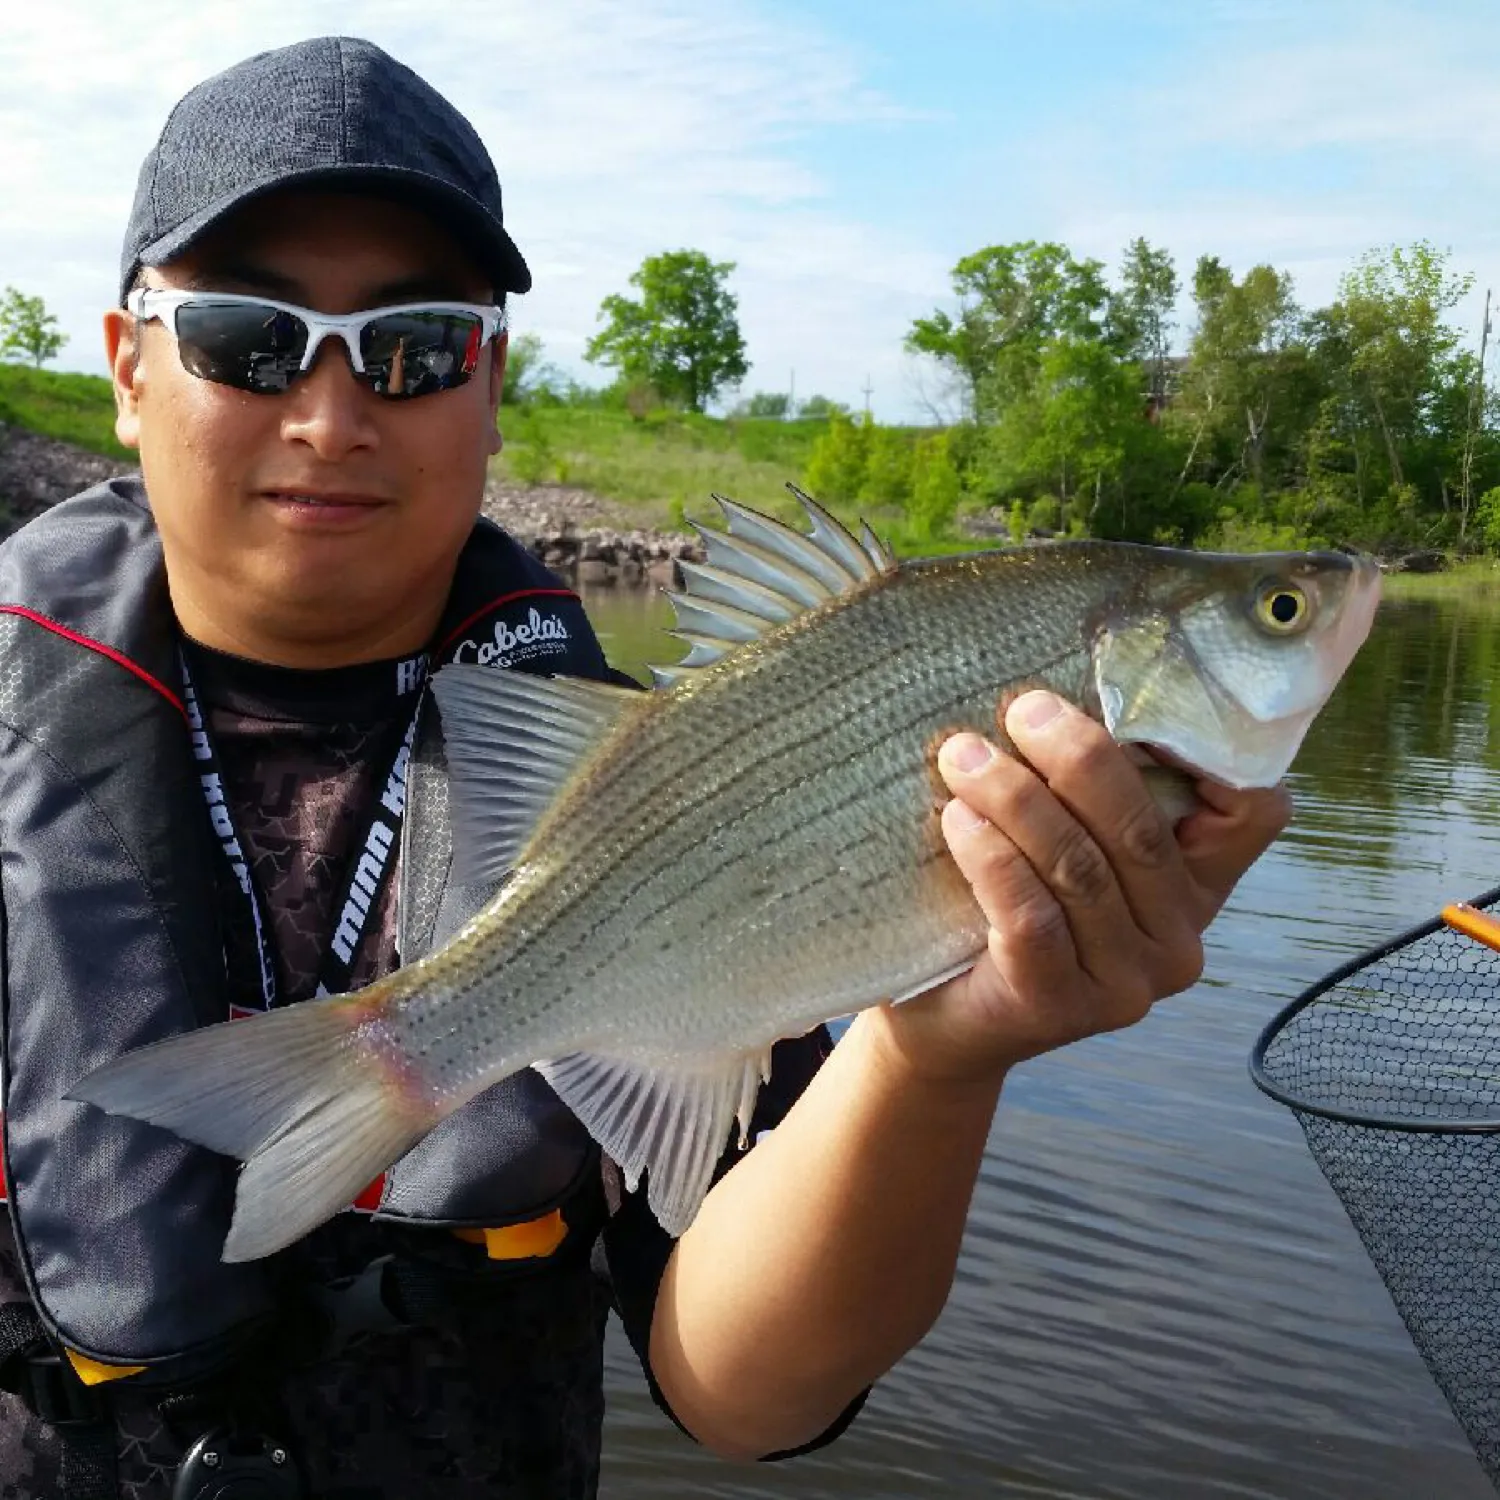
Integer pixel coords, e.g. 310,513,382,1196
480,480,702,583
0,422,141,532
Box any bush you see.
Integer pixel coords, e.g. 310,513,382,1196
1476,487,1500,552
907,434,962,542
860,426,915,507
1027,495,1062,534
803,413,871,503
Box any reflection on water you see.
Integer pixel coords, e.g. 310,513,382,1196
579,579,1500,1498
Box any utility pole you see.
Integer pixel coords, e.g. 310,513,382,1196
861,374,873,417
788,367,796,420
1460,287,1492,541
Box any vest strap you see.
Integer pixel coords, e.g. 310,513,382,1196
0,1304,118,1499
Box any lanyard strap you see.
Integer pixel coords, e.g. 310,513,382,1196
181,649,423,1008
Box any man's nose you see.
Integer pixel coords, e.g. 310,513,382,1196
278,336,382,457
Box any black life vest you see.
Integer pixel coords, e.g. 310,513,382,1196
0,477,615,1386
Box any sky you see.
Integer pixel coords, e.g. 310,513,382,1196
2,0,1498,423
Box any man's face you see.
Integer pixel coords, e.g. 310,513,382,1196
105,188,507,663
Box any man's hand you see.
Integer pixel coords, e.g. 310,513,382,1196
876,690,1292,1089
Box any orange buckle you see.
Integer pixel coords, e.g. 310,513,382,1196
452,1209,566,1261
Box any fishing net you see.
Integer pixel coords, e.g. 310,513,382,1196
1252,884,1500,1489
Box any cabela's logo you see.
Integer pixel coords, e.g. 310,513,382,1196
453,606,571,668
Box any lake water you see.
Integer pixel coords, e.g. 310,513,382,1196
578,578,1500,1499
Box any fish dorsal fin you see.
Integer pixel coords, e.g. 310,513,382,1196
658,489,896,683
429,665,643,887
536,1046,772,1236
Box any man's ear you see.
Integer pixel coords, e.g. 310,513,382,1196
487,332,508,457
103,307,142,451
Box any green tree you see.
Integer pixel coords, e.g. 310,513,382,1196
907,433,962,542
733,391,791,418
585,250,748,413
1110,238,1179,411
0,287,66,367
906,242,1112,420
798,394,849,420
501,331,563,406
1307,243,1476,528
1171,258,1310,494
859,426,915,507
983,336,1142,529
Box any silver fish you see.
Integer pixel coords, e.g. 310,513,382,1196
72,493,1380,1260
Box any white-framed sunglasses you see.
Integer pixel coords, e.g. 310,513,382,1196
126,288,507,400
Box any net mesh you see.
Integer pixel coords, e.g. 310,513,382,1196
1253,886,1500,1488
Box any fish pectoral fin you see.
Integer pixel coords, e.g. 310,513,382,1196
431,666,645,887
536,1048,771,1237
68,993,437,1263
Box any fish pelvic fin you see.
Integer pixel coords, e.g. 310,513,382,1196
536,1048,771,1237
67,988,439,1262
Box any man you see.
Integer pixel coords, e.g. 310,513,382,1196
0,35,1288,1500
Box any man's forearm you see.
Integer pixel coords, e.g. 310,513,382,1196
648,1004,1004,1459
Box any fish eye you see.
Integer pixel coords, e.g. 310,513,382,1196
1252,580,1310,635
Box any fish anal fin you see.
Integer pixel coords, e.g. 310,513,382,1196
536,1049,771,1236
430,666,645,886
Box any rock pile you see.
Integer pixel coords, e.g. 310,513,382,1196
481,481,703,582
0,422,140,532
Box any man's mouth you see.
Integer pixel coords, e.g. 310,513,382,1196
265,491,386,506
261,490,392,523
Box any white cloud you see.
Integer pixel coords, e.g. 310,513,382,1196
0,0,931,416
960,1,1500,348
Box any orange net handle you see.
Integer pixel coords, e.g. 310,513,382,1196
1442,903,1500,954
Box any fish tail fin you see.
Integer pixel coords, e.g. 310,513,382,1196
68,983,439,1262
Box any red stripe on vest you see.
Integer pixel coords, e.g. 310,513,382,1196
352,1175,386,1213
0,606,187,718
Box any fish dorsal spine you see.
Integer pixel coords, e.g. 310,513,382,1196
649,488,897,689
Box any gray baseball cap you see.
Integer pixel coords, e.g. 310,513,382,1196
120,36,531,303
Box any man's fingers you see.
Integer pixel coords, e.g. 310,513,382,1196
1002,693,1200,951
937,729,1139,987
937,793,1090,1030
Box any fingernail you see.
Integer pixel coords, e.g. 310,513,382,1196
1011,691,1063,731
946,797,988,832
943,733,994,774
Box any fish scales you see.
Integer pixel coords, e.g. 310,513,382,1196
378,547,1119,1107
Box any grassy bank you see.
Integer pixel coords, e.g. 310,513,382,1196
1381,559,1500,598
495,405,836,528
0,365,130,459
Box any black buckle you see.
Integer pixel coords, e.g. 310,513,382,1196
307,1254,404,1356
20,1351,104,1427
171,1425,305,1499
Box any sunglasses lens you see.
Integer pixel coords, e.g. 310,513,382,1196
360,311,487,399
173,301,309,393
